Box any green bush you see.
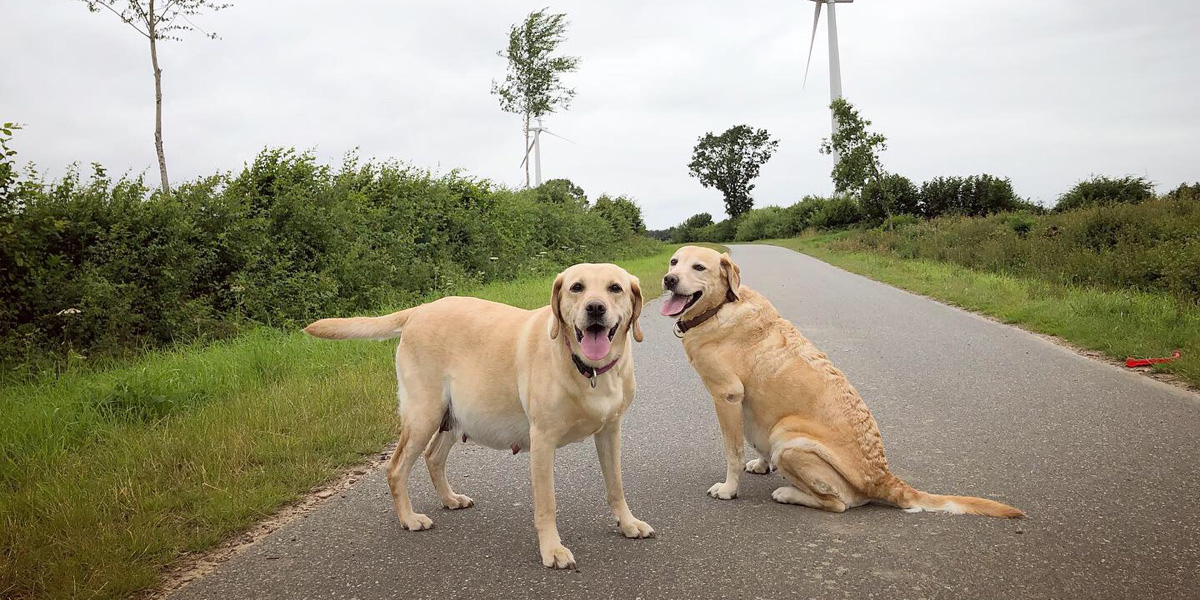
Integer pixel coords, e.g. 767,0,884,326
0,149,656,378
811,195,865,230
1166,182,1200,202
734,206,786,241
668,212,714,243
1056,175,1154,212
829,196,1200,302
920,174,1034,218
692,217,740,243
882,214,921,230
860,173,920,224
592,194,646,235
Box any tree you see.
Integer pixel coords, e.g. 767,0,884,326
79,1,230,195
860,173,919,224
819,99,897,225
492,9,580,188
592,194,645,236
687,125,779,218
534,178,587,207
1055,175,1154,212
920,174,1030,218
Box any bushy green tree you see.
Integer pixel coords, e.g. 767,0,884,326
492,9,580,188
921,174,1031,217
1166,182,1200,201
591,194,645,235
688,125,779,218
810,195,864,230
819,99,901,226
668,212,714,242
1055,175,1154,212
535,178,587,207
861,174,919,224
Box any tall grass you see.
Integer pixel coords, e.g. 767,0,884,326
763,235,1200,387
0,244,701,600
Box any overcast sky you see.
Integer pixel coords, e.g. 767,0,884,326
3,1,1198,228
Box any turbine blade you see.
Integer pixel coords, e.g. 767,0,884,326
519,137,537,168
803,1,822,90
541,129,575,144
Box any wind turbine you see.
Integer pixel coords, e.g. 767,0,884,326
804,0,853,156
520,117,574,187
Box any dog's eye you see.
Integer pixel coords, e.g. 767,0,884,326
693,264,706,272
669,258,678,266
608,284,622,293
569,282,583,293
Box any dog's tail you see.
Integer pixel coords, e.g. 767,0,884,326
872,473,1024,518
303,307,415,341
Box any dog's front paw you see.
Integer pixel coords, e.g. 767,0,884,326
441,493,474,510
399,512,434,531
707,481,738,500
745,458,772,474
618,517,655,539
539,542,576,570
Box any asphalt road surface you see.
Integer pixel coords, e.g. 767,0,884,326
172,244,1199,600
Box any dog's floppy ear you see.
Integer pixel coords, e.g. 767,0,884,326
629,275,644,343
548,272,566,340
720,253,741,301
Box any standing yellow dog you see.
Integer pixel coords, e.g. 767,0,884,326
305,263,654,569
661,246,1022,517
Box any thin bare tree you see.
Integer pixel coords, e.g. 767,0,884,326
491,9,580,188
79,0,231,195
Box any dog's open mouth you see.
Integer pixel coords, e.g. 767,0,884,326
660,291,702,317
574,321,619,361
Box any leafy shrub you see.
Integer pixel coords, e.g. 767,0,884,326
1166,182,1200,202
534,178,588,207
830,196,1200,302
692,217,740,243
0,149,656,377
592,194,646,235
882,214,921,230
860,173,920,224
1056,175,1154,212
811,195,865,230
1004,212,1038,237
668,212,714,243
734,206,785,241
920,174,1033,218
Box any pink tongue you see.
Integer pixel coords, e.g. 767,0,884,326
660,294,690,316
580,329,611,361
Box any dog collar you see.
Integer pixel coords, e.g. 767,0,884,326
563,338,619,388
674,289,739,337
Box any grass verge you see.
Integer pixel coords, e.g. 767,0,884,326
0,243,706,600
758,234,1200,388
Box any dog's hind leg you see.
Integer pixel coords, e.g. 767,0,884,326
773,440,864,513
425,430,473,510
386,375,443,531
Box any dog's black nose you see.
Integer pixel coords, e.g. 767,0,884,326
663,274,678,290
585,301,607,315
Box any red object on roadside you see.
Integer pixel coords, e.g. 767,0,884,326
1125,350,1182,368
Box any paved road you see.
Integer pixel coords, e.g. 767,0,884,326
173,244,1199,600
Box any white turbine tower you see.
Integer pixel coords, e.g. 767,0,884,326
804,0,853,155
520,117,573,187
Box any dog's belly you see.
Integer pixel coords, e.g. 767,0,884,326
453,404,530,451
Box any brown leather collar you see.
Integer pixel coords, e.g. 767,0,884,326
674,289,738,336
